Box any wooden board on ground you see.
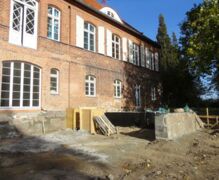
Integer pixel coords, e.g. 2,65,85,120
94,115,116,136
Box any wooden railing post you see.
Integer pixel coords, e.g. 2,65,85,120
206,107,209,128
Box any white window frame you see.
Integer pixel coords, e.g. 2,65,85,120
9,0,38,49
84,22,96,52
135,85,141,107
112,34,121,60
133,43,140,66
50,69,59,95
85,75,96,97
47,6,61,41
0,61,41,109
114,80,122,98
151,87,156,101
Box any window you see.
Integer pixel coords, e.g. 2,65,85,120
114,80,122,98
84,22,96,51
112,34,121,60
133,43,140,65
107,11,114,18
47,6,60,41
85,75,96,97
1,61,41,108
50,69,59,94
135,85,141,107
9,0,38,49
146,48,151,69
151,87,156,101
155,52,159,71
151,53,155,70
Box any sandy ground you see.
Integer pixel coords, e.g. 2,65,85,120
0,127,218,180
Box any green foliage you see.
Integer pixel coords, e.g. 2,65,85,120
157,14,202,107
180,0,219,89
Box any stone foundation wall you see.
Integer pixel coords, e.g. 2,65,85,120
0,111,66,137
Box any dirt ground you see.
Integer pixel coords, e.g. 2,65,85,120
0,126,218,180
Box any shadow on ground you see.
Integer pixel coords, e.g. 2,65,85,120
0,121,109,180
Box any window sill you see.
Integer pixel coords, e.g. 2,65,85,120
50,92,59,96
0,107,41,111
85,95,96,98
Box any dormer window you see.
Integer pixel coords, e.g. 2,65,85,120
107,11,114,18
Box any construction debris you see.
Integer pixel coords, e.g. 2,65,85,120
94,115,117,136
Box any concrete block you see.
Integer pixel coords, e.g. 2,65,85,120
155,112,204,140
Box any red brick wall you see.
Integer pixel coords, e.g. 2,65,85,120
0,0,161,112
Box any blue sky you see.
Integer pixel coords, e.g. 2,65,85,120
99,0,203,41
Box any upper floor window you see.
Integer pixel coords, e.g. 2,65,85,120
155,52,159,71
85,75,96,97
50,69,59,94
9,0,38,49
47,6,60,41
84,22,96,52
112,34,121,60
1,61,41,108
133,43,140,65
114,80,122,98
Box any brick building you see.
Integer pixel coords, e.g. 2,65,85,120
0,0,161,132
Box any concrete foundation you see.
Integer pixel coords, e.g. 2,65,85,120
155,112,204,140
0,111,66,137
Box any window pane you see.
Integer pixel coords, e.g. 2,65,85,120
26,8,35,34
33,100,39,107
12,100,20,107
1,99,9,107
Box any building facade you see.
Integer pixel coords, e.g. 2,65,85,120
0,0,161,131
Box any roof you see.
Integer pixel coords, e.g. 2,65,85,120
82,0,103,10
71,0,160,48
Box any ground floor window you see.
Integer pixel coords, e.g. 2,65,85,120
114,80,122,98
0,61,41,108
50,68,59,94
151,87,156,101
135,85,141,107
85,75,96,97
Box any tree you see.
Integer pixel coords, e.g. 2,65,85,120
157,14,202,107
180,0,219,90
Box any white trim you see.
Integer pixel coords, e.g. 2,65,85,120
106,29,112,57
47,6,61,41
9,0,38,49
84,22,96,52
76,15,84,48
1,62,41,109
122,37,128,61
98,26,105,54
85,75,96,97
100,7,123,24
114,80,122,98
112,34,121,60
50,69,59,95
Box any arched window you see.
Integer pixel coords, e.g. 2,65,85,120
47,6,60,41
112,34,121,60
85,75,96,97
50,69,59,94
84,22,96,52
9,0,38,49
1,61,41,108
114,80,122,98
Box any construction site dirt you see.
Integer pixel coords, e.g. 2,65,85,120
0,126,218,180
